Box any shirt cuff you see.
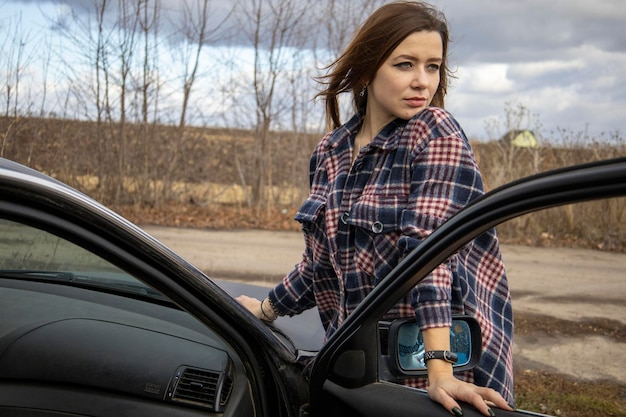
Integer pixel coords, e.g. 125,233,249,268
268,269,316,317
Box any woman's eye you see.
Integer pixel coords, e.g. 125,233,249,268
395,62,413,70
427,63,441,72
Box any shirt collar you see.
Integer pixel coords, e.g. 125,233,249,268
323,112,406,152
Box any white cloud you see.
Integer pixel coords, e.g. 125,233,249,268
508,60,586,79
453,64,515,94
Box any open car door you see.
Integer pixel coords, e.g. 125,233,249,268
306,157,626,417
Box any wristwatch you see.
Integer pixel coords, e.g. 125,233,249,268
423,350,458,364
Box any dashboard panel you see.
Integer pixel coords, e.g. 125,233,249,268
0,279,254,417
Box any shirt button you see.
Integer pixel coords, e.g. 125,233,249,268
371,221,383,233
341,212,350,224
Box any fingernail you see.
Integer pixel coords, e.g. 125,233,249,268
452,407,463,417
488,408,496,417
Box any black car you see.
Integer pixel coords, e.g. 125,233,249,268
1,156,625,417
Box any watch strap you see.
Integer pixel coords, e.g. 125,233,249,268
423,350,458,364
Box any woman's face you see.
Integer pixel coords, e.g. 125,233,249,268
367,31,442,127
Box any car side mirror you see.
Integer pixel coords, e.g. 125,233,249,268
387,315,482,376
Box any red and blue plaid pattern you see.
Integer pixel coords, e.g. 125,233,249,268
269,107,514,402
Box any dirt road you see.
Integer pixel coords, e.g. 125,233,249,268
144,226,626,384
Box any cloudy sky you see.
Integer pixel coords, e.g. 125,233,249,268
431,0,626,141
2,0,625,141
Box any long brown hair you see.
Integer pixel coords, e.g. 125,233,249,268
316,1,452,130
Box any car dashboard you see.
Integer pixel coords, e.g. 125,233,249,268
0,278,254,417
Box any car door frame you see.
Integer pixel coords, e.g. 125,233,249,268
307,157,626,417
0,159,309,417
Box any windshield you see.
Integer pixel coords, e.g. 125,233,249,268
0,218,163,300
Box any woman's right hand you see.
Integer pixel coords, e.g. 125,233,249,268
236,295,277,322
427,368,512,417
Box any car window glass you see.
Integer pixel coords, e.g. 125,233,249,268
0,218,142,286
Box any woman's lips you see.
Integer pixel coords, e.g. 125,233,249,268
405,97,426,107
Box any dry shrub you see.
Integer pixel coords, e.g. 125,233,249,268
2,115,625,251
114,203,301,232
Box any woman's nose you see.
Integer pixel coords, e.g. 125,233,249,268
411,69,428,88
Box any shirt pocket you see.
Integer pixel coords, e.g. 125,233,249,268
345,194,406,281
345,194,405,234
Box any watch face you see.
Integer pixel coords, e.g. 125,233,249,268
444,351,458,363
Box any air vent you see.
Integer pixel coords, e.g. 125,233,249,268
169,366,232,412
219,374,233,407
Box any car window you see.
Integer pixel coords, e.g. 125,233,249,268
0,218,158,297
0,218,115,271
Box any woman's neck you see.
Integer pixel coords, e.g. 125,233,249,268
360,103,395,145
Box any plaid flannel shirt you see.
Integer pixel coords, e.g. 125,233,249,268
268,107,514,401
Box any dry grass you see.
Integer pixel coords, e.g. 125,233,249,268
514,312,626,416
3,115,625,251
115,203,302,231
515,369,626,417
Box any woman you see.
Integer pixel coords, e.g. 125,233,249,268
238,2,514,416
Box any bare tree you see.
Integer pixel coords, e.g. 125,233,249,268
177,0,227,129
111,0,141,203
309,0,386,126
49,0,133,202
38,36,54,118
134,0,162,204
236,0,310,208
315,0,384,58
161,0,234,201
1,12,36,117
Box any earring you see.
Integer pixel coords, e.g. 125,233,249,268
359,85,367,97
